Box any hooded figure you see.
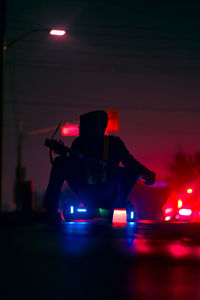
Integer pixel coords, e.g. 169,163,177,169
79,110,108,140
72,111,109,185
43,110,155,221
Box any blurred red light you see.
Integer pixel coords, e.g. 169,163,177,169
61,110,120,136
168,244,190,257
106,109,119,132
187,188,193,194
61,124,79,136
165,208,173,214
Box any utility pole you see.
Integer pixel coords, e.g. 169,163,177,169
2,27,66,212
0,0,7,212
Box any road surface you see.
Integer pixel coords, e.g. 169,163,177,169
1,216,200,300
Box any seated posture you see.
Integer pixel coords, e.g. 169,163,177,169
43,110,155,220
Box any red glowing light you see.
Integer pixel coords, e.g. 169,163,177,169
61,124,79,136
61,110,120,136
112,209,127,224
49,29,66,36
106,109,119,133
168,244,190,258
165,216,171,221
179,208,192,216
165,208,173,214
187,188,193,194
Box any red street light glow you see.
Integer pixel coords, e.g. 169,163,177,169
61,109,119,137
106,109,119,132
49,29,66,36
165,208,173,214
179,208,192,216
61,124,79,136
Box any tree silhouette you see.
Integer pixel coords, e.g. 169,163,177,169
168,152,196,191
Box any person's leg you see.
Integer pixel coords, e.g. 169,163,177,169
44,158,138,215
68,179,98,208
65,159,95,207
102,167,139,209
43,156,69,216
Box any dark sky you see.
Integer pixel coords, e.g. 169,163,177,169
3,0,200,210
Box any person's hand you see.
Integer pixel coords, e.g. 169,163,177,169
143,171,156,185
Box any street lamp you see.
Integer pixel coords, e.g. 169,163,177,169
49,29,66,36
0,27,66,212
4,28,66,50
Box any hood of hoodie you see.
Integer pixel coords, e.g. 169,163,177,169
79,110,108,139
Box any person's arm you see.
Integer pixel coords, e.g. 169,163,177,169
69,137,83,160
117,137,156,185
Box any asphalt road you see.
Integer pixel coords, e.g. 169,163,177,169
1,217,200,300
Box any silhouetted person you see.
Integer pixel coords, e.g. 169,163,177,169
43,110,155,221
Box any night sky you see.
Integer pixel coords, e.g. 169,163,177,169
3,0,200,210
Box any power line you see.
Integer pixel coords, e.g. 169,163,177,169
4,100,200,112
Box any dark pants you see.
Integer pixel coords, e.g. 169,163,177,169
43,156,139,214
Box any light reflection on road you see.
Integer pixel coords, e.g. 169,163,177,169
2,220,200,300
123,236,200,260
60,220,200,261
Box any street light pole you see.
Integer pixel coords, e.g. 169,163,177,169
0,0,7,213
1,27,66,212
4,28,66,50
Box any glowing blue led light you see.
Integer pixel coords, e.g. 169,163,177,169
76,221,88,224
129,222,135,226
77,208,87,212
70,206,74,214
130,211,134,219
